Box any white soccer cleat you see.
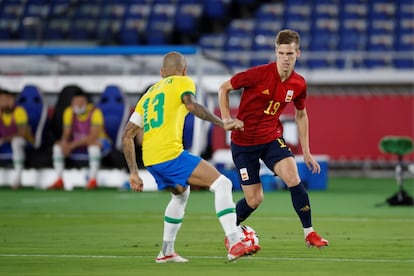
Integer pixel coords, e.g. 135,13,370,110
155,252,189,263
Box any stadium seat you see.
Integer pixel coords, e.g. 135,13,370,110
144,3,176,44
0,18,18,40
68,19,98,41
97,85,130,151
313,1,339,19
254,3,284,21
174,3,202,34
339,19,367,51
224,34,252,51
249,50,273,67
203,0,230,20
16,85,48,149
227,19,255,36
119,18,144,45
310,18,339,51
198,33,226,51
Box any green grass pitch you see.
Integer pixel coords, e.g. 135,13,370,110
0,177,413,276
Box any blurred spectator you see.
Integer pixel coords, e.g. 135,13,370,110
0,88,34,188
47,88,111,190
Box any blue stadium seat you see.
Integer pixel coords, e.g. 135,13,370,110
308,58,330,69
97,85,130,151
249,50,273,67
71,2,101,20
119,19,142,45
16,85,48,149
174,3,202,34
203,0,230,20
310,18,339,51
313,2,339,20
252,34,274,51
368,34,394,51
68,19,98,40
339,19,367,51
254,20,282,42
224,34,252,51
145,3,176,44
95,2,125,44
255,3,284,21
340,1,368,20
0,18,18,40
255,3,285,21
198,33,225,50
227,19,255,36
0,1,24,40
284,3,311,23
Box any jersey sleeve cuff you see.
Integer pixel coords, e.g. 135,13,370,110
129,111,143,128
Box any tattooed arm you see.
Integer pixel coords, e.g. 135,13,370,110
182,93,237,131
122,121,144,192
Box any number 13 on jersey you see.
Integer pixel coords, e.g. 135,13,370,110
143,93,165,132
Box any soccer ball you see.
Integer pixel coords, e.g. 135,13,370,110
240,225,260,247
225,224,260,250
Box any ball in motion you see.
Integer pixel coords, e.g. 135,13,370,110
225,224,260,254
239,225,260,247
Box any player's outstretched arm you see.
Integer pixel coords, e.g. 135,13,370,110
182,93,224,127
122,121,144,192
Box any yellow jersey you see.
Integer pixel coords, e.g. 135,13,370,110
134,75,196,166
1,106,29,127
62,103,108,140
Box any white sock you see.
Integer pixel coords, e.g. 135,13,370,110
209,175,241,245
162,188,190,255
87,145,101,179
304,227,314,237
53,144,64,178
11,137,25,185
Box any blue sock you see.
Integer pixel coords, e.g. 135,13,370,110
289,182,312,228
236,197,255,226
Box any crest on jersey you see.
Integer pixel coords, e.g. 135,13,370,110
240,168,249,181
285,90,294,102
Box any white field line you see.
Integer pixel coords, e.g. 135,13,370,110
0,254,413,263
1,212,413,223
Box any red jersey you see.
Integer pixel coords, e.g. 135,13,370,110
230,62,307,146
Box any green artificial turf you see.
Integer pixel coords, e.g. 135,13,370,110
0,177,413,275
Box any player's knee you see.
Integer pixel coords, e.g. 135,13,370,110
172,187,190,203
11,136,25,150
283,175,301,188
209,174,232,193
87,145,101,157
246,194,263,209
53,144,63,156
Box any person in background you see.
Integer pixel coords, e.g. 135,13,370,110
48,89,111,190
218,29,329,248
0,88,34,189
122,51,258,263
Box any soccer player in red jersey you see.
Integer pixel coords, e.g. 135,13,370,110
218,29,328,248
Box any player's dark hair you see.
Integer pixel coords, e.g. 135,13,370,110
275,29,300,49
0,87,12,96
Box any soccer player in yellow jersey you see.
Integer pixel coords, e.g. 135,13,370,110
48,89,111,190
0,89,34,188
122,51,258,263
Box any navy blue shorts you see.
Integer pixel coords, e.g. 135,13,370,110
231,138,294,185
146,150,202,191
